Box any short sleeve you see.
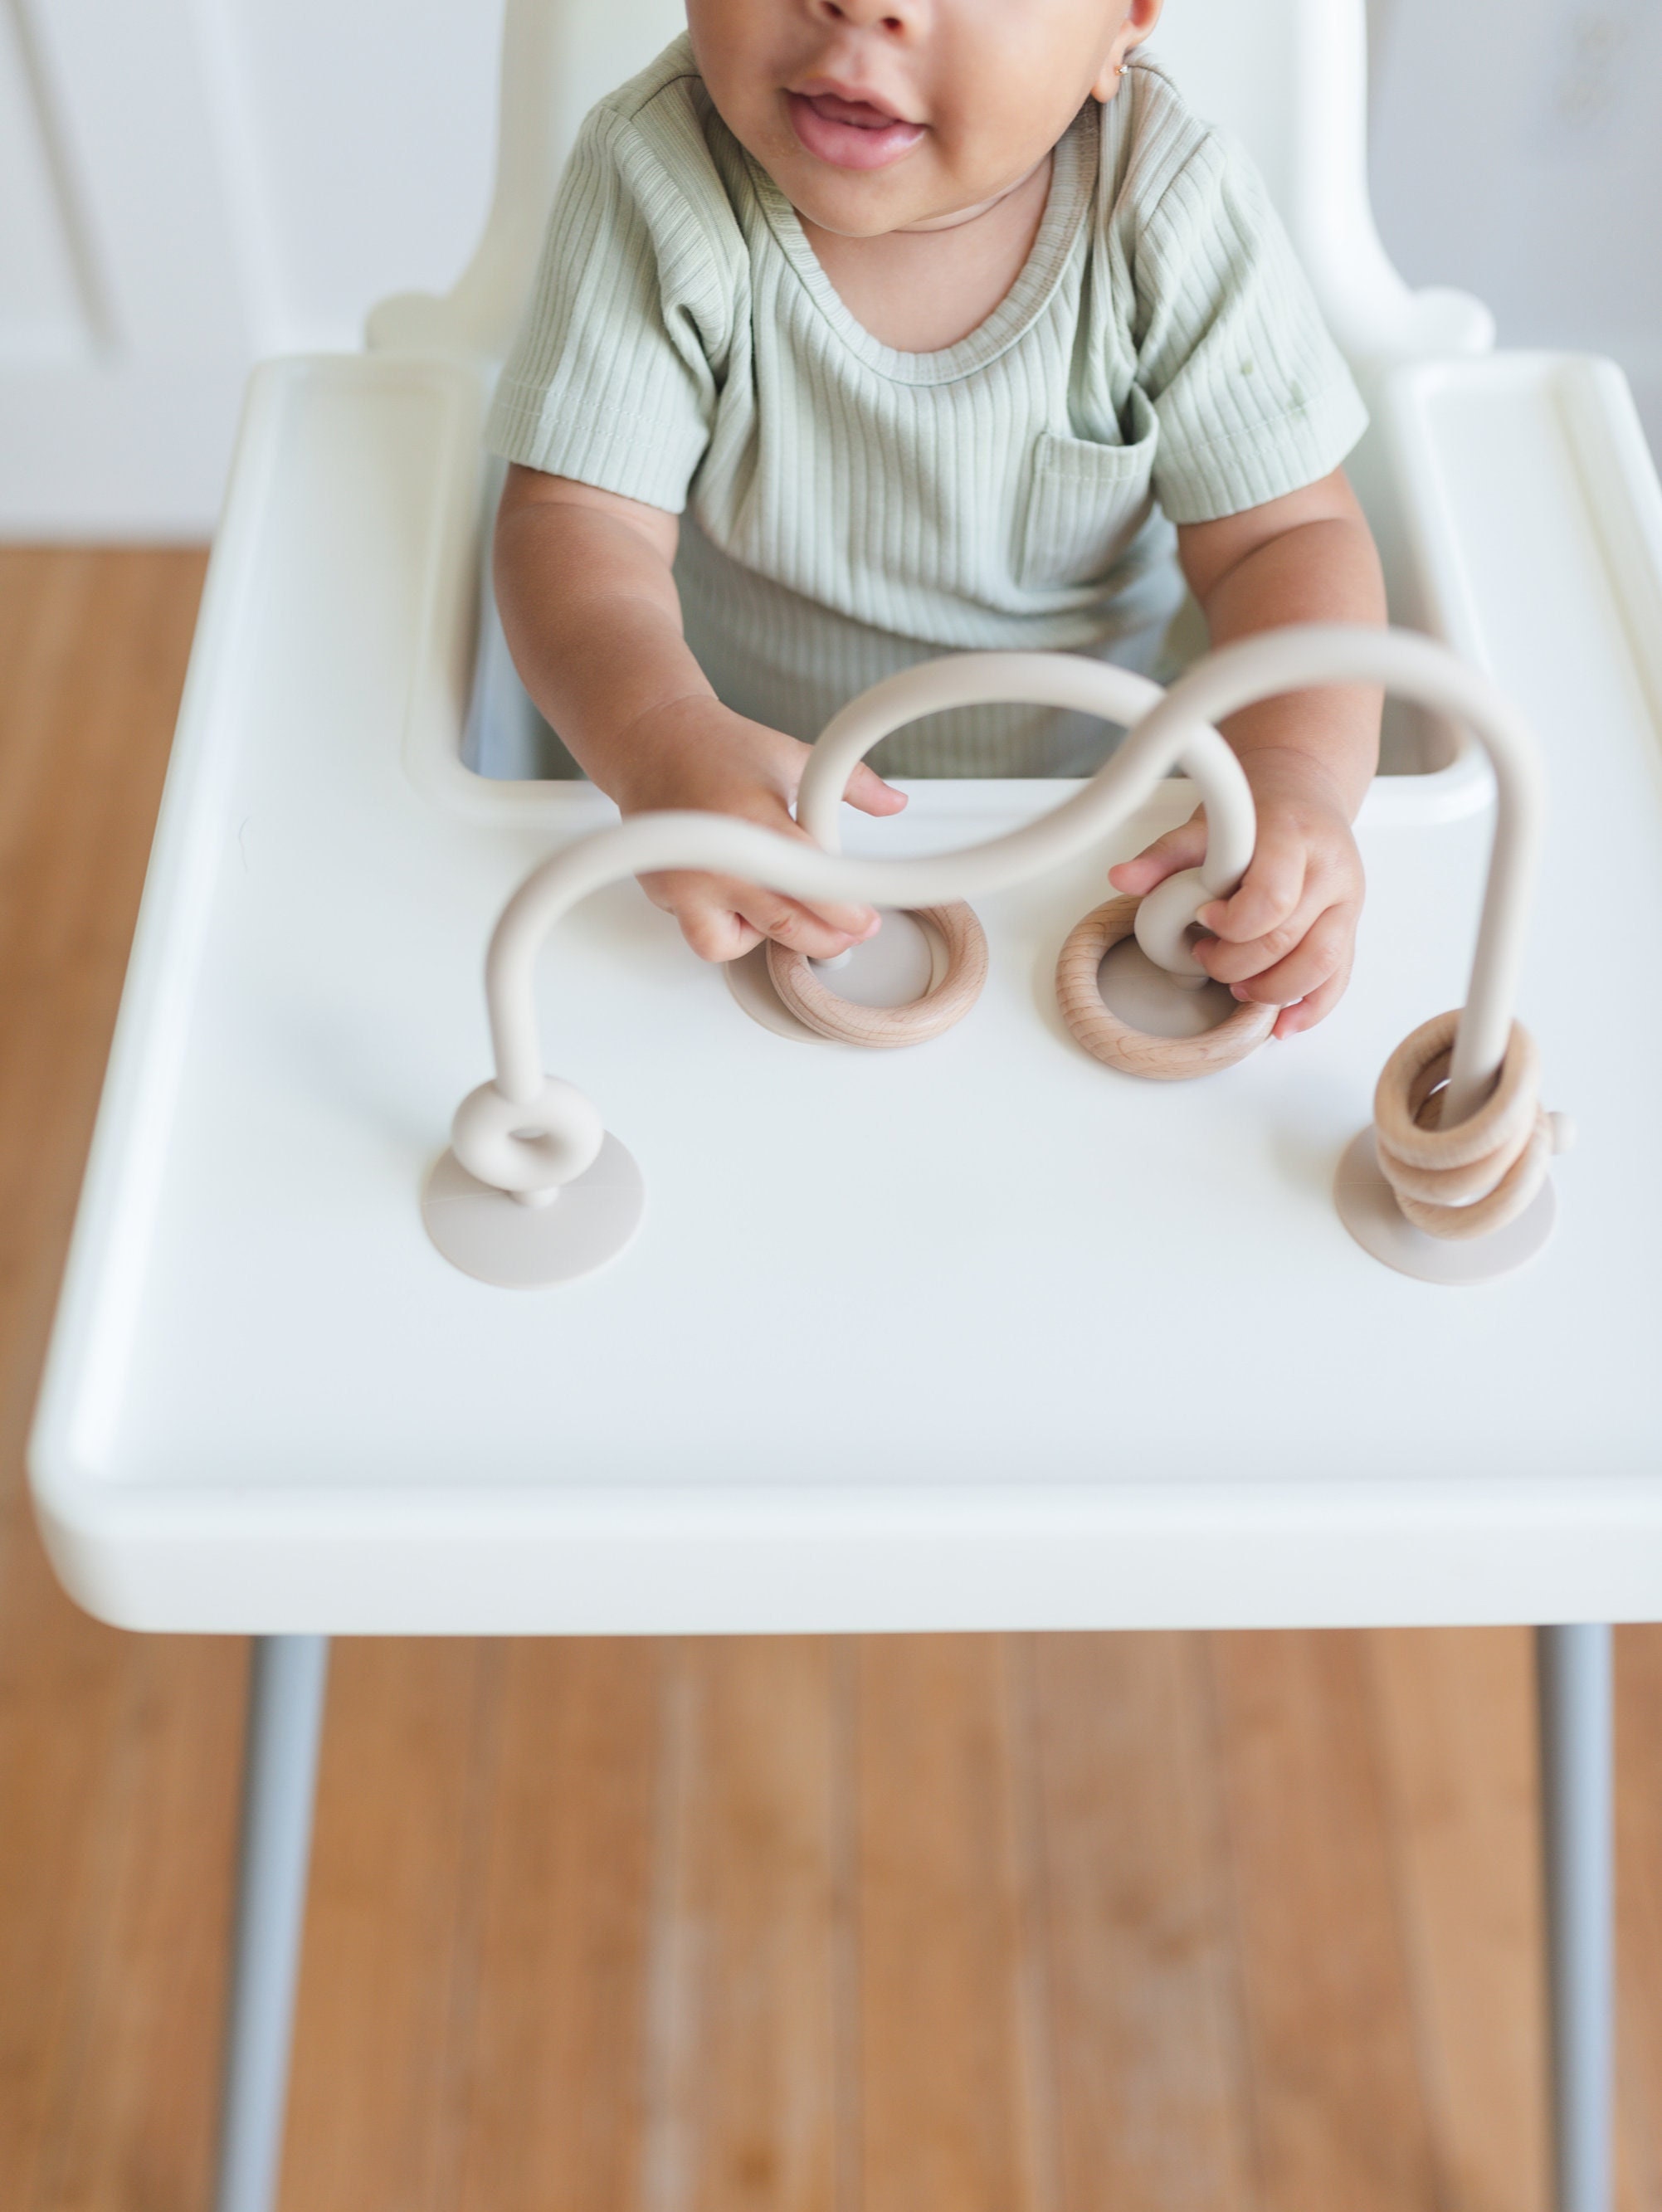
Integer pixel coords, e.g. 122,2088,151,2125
485,105,732,513
1133,128,1368,525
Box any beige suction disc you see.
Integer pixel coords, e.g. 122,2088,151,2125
1056,896,1275,1079
422,1135,645,1288
725,940,833,1042
1334,1128,1556,1284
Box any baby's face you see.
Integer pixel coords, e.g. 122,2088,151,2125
686,0,1161,236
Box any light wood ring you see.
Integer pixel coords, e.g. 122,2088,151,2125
765,903,987,1047
1372,1009,1553,1239
1373,1011,1541,1172
1055,896,1275,1080
1376,1044,1538,1207
1388,1113,1554,1240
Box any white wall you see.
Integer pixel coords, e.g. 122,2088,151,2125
2,0,1658,536
0,0,503,534
1369,0,1662,447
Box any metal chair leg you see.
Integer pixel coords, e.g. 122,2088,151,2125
212,1635,330,2212
1538,1624,1614,2212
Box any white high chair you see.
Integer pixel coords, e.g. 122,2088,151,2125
27,2,1662,2209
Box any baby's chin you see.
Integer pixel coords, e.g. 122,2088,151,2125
765,144,984,240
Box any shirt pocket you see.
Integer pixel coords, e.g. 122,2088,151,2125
1015,402,1159,593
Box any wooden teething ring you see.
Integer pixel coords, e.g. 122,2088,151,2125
1373,1009,1559,1240
765,902,988,1047
1055,895,1275,1080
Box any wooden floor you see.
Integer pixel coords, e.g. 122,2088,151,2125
2,548,1661,2212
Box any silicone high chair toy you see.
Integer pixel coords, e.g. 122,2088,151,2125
26,7,1662,2212
426,625,1567,1292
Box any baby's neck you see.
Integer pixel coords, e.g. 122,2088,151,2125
797,152,1054,355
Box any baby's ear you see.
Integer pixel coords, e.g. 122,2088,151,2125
1089,51,1133,102
1093,0,1163,96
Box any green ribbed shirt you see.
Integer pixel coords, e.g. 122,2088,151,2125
488,36,1367,775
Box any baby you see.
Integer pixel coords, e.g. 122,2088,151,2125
490,0,1386,1037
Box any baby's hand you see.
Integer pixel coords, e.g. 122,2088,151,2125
1108,761,1363,1038
616,696,907,962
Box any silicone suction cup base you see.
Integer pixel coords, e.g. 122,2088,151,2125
1095,936,1238,1039
423,1134,645,1288
726,909,943,1042
1333,1128,1556,1285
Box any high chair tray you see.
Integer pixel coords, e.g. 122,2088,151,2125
27,354,1662,1635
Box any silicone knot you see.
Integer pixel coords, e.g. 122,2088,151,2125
1131,865,1214,986
451,1076,604,1199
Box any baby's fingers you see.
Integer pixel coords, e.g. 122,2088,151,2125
843,762,909,818
1195,914,1309,987
1272,959,1353,1039
733,887,878,960
639,871,850,964
1218,905,1351,1005
670,899,762,964
1107,816,1208,898
1195,832,1306,945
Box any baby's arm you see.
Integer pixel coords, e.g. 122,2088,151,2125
494,465,906,961
1108,467,1386,1036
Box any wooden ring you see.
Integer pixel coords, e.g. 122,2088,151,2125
1372,1009,1553,1239
1055,896,1275,1080
1372,1011,1540,1172
765,903,987,1047
1376,1048,1539,1207
1387,1112,1554,1240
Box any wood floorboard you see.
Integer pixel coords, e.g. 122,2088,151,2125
0,548,241,2212
1616,1631,1662,2212
852,1635,1050,2212
1208,1630,1440,2212
642,1638,840,2212
1031,1631,1256,2212
280,1640,505,2212
1367,1626,1549,2212
38,1635,242,2212
457,1637,664,2212
2,549,1662,2212
0,1505,164,2212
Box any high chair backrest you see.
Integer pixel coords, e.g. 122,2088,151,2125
385,0,1477,370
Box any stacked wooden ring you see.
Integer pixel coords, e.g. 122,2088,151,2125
1054,894,1275,1079
1372,1010,1568,1239
765,903,989,1046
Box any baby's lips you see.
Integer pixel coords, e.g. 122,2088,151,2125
805,90,902,127
786,90,925,172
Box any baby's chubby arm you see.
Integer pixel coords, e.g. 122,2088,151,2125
493,464,907,961
1108,468,1387,1037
